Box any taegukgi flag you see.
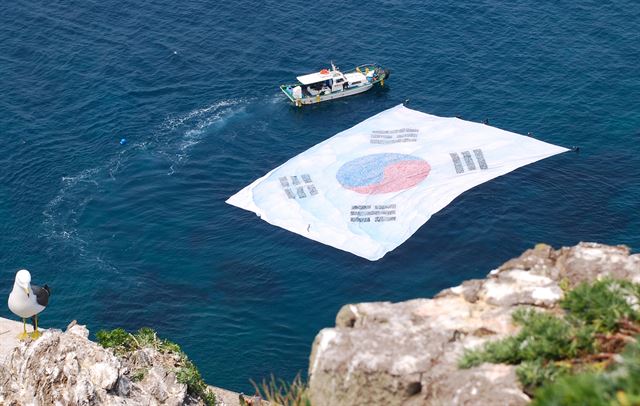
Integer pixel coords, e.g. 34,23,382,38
227,104,568,260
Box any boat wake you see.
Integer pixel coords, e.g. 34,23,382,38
41,98,250,271
158,98,247,175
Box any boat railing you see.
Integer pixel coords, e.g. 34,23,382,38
279,84,297,102
352,63,386,85
353,63,382,71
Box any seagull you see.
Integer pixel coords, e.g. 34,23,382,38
8,269,50,340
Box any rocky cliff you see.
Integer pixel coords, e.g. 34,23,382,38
2,243,638,406
0,321,228,406
308,243,640,405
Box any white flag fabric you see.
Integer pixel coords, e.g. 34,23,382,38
227,104,568,261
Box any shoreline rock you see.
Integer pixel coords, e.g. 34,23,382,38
308,242,640,405
2,242,638,405
0,320,247,406
0,322,198,405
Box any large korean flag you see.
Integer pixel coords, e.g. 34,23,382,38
227,104,568,261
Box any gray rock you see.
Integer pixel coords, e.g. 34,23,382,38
141,365,187,406
308,243,640,406
0,327,121,405
0,323,206,406
557,243,640,287
428,363,530,405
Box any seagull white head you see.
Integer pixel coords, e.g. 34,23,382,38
15,269,31,297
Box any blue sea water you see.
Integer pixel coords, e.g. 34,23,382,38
1,0,639,392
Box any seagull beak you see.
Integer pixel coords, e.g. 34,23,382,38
24,287,30,297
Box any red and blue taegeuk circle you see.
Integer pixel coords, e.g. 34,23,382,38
336,153,431,194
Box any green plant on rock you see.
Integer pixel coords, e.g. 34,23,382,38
532,339,640,405
459,278,640,395
96,328,137,354
561,279,640,333
96,327,216,406
131,368,147,382
133,327,157,347
251,372,311,406
516,359,570,394
176,358,217,406
459,308,595,369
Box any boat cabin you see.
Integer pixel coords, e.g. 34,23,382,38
295,68,368,97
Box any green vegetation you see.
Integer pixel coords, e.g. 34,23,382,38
130,368,147,382
459,308,594,367
96,327,216,406
459,278,640,400
533,339,640,405
248,373,311,406
176,357,217,406
95,328,134,354
561,279,640,332
96,327,182,355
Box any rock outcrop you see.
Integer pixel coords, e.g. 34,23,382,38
308,243,640,406
0,322,207,405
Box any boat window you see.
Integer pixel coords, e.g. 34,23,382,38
336,78,344,83
351,81,361,85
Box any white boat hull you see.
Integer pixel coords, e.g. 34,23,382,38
298,84,373,105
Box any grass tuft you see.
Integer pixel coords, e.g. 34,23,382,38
96,327,216,405
131,368,147,382
532,339,640,405
459,308,595,369
96,328,136,354
458,278,640,397
250,372,311,406
561,279,640,333
176,358,217,406
515,360,569,394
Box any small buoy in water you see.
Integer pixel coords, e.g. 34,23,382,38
120,138,127,145
571,146,580,153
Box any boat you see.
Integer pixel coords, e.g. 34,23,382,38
280,63,390,106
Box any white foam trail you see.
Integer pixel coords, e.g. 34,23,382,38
159,98,247,175
41,97,250,270
161,99,240,131
268,92,284,104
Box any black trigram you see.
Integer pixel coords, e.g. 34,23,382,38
279,174,318,199
370,128,419,144
450,149,488,174
350,204,397,223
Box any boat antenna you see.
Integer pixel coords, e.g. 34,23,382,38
331,60,337,71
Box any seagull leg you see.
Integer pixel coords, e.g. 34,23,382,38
29,315,42,339
18,318,29,341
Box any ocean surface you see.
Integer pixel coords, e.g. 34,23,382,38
1,0,639,392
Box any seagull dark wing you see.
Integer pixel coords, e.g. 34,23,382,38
32,284,51,307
